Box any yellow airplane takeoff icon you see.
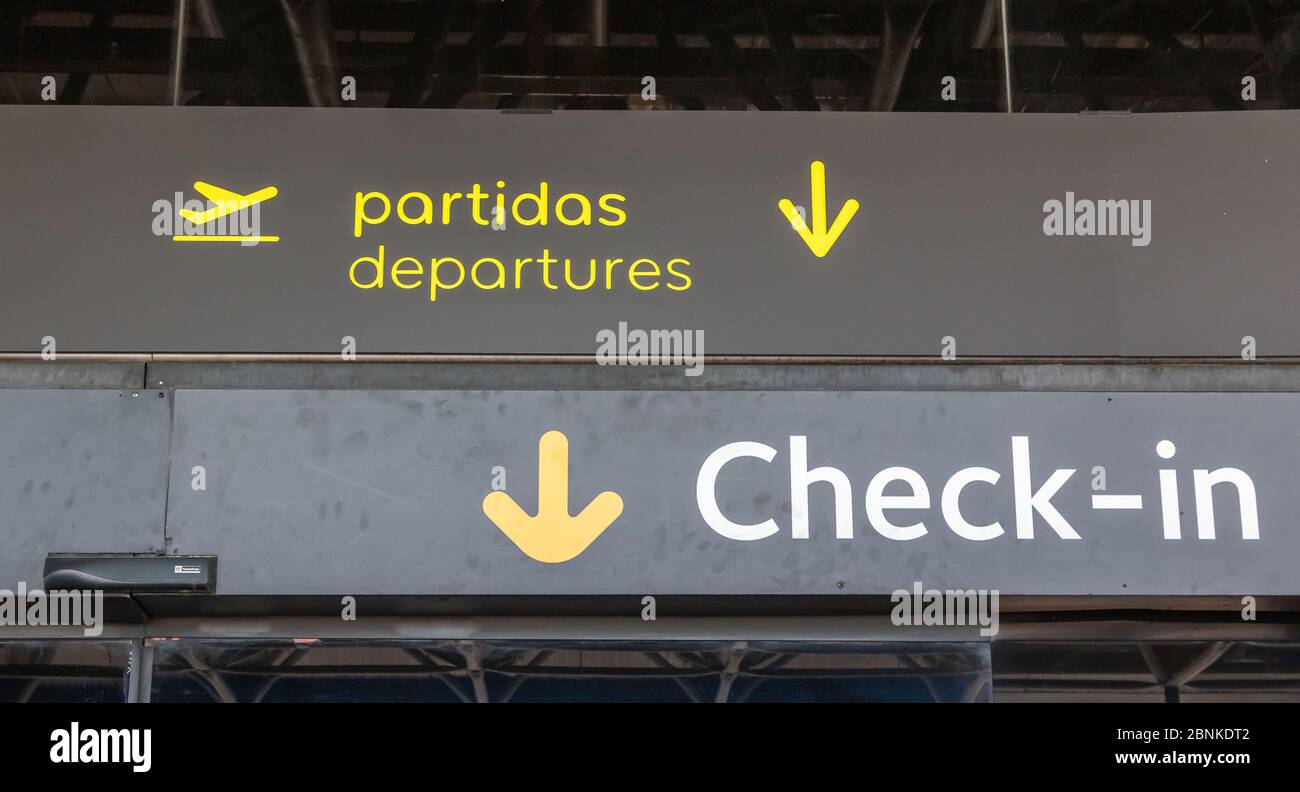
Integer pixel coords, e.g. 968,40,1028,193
173,181,280,243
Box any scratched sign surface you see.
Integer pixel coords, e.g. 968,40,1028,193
163,390,1298,596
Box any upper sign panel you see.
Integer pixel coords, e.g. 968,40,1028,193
1,107,1295,355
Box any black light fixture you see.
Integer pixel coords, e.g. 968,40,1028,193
43,554,216,593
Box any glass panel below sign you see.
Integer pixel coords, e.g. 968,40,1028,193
148,638,991,703
0,640,132,703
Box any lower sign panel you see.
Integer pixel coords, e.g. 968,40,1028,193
166,390,1299,596
0,390,170,587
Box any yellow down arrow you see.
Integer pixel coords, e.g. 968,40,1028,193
482,430,624,563
778,160,860,257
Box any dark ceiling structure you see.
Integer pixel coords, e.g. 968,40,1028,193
1,1,1299,111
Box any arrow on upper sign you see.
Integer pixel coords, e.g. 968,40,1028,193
482,430,624,563
778,160,860,257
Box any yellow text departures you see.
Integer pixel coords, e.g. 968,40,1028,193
347,180,694,302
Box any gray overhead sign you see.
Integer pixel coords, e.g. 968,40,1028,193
0,390,170,588
2,107,1299,355
166,390,1299,596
